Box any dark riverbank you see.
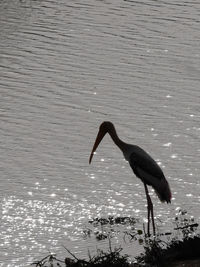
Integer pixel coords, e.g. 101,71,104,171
32,212,200,267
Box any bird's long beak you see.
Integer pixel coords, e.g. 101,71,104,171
89,129,106,164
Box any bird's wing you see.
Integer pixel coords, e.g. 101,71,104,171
129,147,171,203
129,148,165,183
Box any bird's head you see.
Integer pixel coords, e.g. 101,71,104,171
99,121,115,132
89,121,115,164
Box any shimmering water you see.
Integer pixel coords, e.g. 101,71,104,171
0,0,200,266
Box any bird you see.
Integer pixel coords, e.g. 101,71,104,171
89,121,171,236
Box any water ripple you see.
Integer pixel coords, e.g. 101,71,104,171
1,0,200,265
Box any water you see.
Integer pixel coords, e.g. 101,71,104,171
0,0,200,266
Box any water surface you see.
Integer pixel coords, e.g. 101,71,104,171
0,0,200,266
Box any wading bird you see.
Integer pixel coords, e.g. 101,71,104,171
89,121,171,236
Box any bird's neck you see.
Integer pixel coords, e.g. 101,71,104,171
108,128,127,152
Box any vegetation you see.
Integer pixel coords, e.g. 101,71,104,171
32,210,200,267
32,246,129,267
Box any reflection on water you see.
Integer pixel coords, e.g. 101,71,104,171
0,0,200,266
0,182,146,265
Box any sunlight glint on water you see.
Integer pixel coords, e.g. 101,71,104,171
0,0,200,266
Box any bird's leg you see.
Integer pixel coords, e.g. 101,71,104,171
144,184,150,236
144,184,155,236
150,202,156,236
147,201,150,236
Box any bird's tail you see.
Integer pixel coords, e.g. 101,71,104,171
154,178,172,203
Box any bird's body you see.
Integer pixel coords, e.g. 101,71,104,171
127,145,171,203
89,121,171,236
